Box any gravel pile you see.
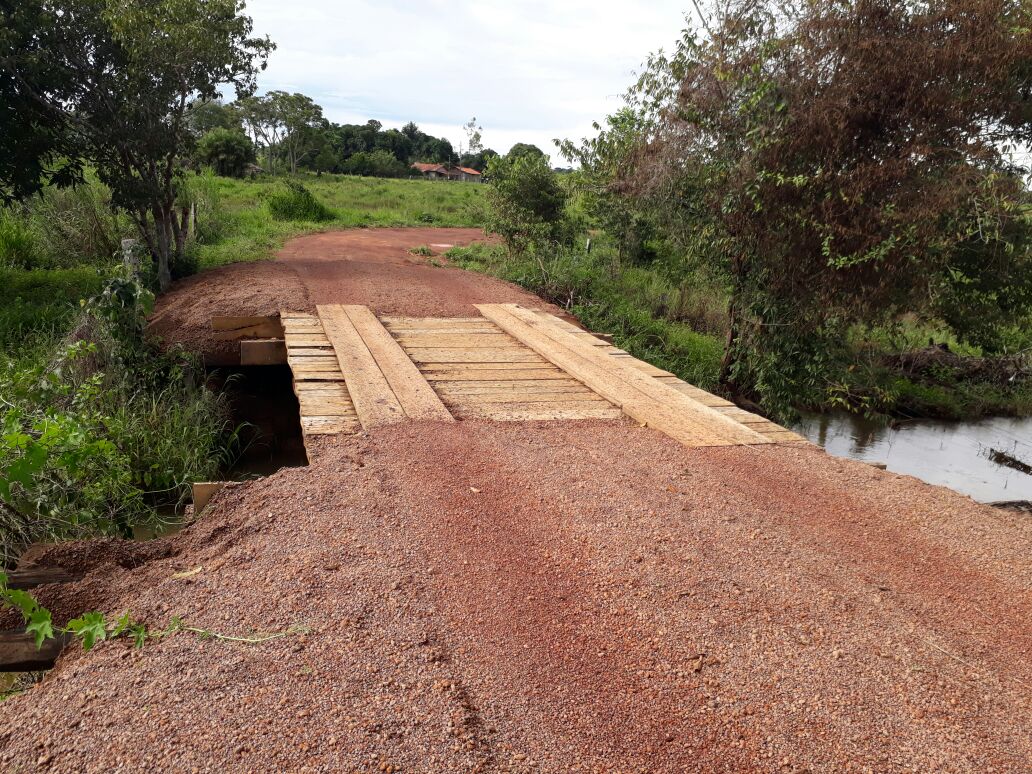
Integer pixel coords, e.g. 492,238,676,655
2,419,1029,771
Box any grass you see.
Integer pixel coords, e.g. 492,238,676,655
0,266,108,361
195,174,487,269
445,241,725,391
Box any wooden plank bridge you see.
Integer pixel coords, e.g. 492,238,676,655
279,303,806,452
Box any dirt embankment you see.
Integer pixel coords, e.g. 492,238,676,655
3,229,1029,771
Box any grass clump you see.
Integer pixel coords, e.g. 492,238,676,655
267,181,335,222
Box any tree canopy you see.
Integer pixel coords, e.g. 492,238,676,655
1,0,273,288
614,0,1032,411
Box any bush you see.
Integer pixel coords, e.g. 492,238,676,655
195,128,255,178
0,271,236,564
0,210,39,269
341,150,411,178
485,152,572,256
267,181,334,222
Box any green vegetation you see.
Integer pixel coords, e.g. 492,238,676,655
0,271,236,564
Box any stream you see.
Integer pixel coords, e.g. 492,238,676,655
793,413,1032,504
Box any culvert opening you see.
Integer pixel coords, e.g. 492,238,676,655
208,364,308,478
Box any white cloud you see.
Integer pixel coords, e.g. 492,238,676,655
242,0,691,159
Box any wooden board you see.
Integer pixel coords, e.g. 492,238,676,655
456,404,624,421
407,348,546,364
211,316,283,341
395,334,519,348
478,304,770,448
317,305,406,428
192,481,226,513
281,311,360,447
240,339,287,366
0,631,71,672
339,306,452,423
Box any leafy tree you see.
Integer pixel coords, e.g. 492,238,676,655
185,98,241,137
460,149,499,172
274,92,326,174
312,144,340,176
0,0,272,290
236,92,283,172
560,107,656,264
341,150,410,178
485,152,570,256
0,0,86,203
623,0,1032,414
195,128,255,177
507,143,546,162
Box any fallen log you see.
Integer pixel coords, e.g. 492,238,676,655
0,632,72,672
989,448,1032,476
5,567,83,591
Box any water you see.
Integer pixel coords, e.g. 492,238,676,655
793,413,1032,504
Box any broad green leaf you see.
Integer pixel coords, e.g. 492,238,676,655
27,609,55,648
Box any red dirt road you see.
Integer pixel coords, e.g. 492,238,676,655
4,229,1030,772
149,228,556,360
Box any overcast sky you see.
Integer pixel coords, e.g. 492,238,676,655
243,0,692,161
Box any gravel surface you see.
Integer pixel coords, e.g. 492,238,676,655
149,228,557,361
3,421,1029,772
4,230,1029,771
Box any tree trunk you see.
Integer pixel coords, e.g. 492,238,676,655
152,206,172,292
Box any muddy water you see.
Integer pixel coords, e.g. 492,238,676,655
793,413,1032,503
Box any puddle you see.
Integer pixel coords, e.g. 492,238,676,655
794,412,1032,503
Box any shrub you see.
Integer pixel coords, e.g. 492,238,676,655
0,210,39,269
0,270,235,564
341,150,411,178
195,128,255,178
267,181,334,222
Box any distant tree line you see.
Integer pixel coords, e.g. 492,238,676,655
187,94,506,179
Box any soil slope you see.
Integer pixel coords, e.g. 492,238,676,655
3,229,1029,772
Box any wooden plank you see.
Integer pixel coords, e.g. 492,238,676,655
342,306,452,422
292,372,347,382
454,391,607,404
293,382,350,394
478,304,769,447
408,348,545,364
240,339,287,366
297,395,357,413
0,631,72,672
192,481,226,513
424,369,570,381
211,316,282,340
5,567,83,590
388,326,500,336
420,361,557,371
381,317,486,326
395,334,517,348
302,416,361,435
435,379,589,394
457,404,625,421
317,305,406,428
494,304,769,443
284,334,332,347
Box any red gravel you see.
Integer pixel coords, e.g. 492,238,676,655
3,229,1029,771
149,228,559,362
4,422,1029,771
